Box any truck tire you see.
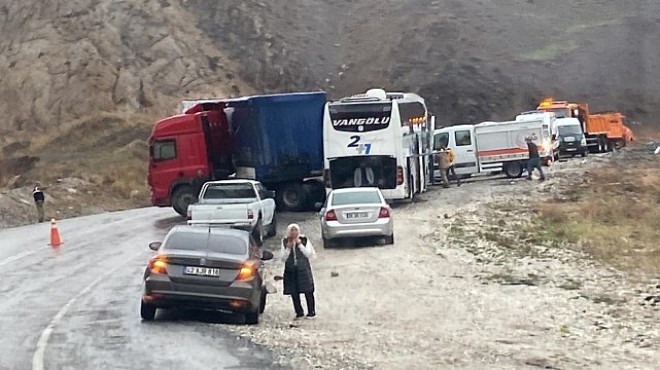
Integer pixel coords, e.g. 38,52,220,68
503,161,523,178
172,185,197,216
606,140,614,152
277,183,307,212
252,219,264,246
266,213,277,237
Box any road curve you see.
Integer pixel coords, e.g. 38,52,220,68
0,207,286,370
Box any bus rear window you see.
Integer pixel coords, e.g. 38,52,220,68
152,140,176,161
329,103,392,132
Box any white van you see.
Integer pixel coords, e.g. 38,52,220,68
556,118,588,157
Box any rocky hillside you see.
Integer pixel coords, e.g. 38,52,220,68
183,0,660,124
1,0,659,225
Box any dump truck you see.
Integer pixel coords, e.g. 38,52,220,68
536,99,634,153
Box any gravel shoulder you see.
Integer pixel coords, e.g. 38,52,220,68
222,153,660,370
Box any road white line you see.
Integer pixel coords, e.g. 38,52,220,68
32,254,141,370
0,250,39,268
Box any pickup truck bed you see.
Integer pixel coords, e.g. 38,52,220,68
187,180,277,245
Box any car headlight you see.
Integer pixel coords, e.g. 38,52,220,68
581,138,587,146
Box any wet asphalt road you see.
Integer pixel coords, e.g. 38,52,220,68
0,207,286,370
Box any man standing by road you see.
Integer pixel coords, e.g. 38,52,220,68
32,182,46,223
445,147,461,187
436,146,451,188
526,137,546,181
353,160,375,187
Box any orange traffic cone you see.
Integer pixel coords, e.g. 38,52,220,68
49,219,63,248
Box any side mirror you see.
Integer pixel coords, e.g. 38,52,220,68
148,242,162,251
261,250,274,261
314,202,323,210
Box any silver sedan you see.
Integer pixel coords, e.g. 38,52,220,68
319,187,394,247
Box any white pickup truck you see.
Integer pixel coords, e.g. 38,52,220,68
187,180,277,245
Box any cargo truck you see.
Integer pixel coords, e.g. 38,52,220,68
536,99,634,153
432,116,554,179
148,92,327,216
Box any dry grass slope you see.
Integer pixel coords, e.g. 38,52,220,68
533,162,660,274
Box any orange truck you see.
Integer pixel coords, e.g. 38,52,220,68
537,99,634,153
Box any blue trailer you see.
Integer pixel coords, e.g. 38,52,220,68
224,92,327,211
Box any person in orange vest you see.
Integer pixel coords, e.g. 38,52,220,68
445,147,461,187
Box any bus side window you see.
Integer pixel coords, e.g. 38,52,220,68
455,130,472,146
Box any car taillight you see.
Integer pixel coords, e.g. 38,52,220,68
236,265,255,280
148,258,168,275
378,207,390,218
325,209,338,221
396,166,404,185
247,209,254,220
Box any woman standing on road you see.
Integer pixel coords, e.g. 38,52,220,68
281,223,316,319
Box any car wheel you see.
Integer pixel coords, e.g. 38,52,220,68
384,233,394,245
252,219,264,246
322,236,333,249
140,300,156,321
266,214,277,237
259,290,267,314
581,150,588,157
245,309,260,325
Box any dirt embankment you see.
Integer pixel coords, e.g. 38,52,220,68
0,0,254,219
223,148,660,370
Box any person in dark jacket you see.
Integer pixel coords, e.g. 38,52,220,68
280,223,316,319
526,137,546,181
32,182,46,223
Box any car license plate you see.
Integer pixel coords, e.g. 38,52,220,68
346,212,369,219
564,136,575,142
184,266,221,277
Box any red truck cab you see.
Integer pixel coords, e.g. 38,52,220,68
148,104,233,215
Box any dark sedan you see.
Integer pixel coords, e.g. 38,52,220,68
140,225,273,324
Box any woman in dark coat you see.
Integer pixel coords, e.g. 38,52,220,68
281,223,316,319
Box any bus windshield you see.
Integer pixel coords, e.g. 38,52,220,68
328,102,392,132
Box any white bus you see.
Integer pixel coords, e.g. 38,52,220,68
323,88,432,200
